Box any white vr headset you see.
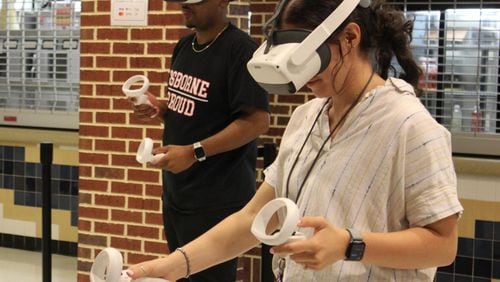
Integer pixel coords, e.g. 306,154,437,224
247,0,371,95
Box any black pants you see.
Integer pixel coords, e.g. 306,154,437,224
163,204,242,282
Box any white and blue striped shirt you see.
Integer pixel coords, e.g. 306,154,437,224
265,78,463,281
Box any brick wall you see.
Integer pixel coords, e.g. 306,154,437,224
77,0,308,281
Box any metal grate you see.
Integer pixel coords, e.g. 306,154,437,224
0,0,80,130
390,0,500,156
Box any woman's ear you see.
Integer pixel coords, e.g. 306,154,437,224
342,22,362,48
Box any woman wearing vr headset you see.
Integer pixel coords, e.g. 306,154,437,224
127,0,462,281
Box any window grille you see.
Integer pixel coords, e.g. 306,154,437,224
0,0,80,130
389,0,500,157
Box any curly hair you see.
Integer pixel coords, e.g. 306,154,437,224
279,0,422,89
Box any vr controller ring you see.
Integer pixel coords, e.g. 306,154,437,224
251,197,301,246
122,75,150,98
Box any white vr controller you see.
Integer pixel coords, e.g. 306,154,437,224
90,247,169,282
136,138,165,164
123,75,160,118
122,75,151,106
251,198,306,246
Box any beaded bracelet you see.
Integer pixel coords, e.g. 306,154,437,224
176,247,191,279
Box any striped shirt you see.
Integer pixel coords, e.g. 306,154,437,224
264,78,463,281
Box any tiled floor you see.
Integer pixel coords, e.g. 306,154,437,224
0,247,77,282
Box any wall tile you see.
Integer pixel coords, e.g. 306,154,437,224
474,258,492,278
4,161,13,174
455,256,473,275
454,274,473,282
492,260,500,279
494,241,500,260
494,222,500,241
438,262,455,273
25,163,36,177
475,239,493,259
436,272,454,282
13,147,24,161
476,220,494,239
4,147,13,160
471,277,491,282
0,144,79,253
459,237,474,257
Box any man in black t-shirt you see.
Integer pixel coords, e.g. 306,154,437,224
131,0,269,281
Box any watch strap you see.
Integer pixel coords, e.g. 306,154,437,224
346,228,362,241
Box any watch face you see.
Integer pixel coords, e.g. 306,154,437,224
347,242,365,261
194,145,205,160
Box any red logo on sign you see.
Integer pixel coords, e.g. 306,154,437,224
3,116,17,122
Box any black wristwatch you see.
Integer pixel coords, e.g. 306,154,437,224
193,142,206,162
345,228,365,261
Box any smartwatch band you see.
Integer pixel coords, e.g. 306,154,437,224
346,228,362,241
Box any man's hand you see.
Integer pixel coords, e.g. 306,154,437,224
129,92,161,121
150,144,197,174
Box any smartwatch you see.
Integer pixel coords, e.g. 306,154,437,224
193,142,206,162
345,228,365,261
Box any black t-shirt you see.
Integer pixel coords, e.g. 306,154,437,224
162,23,269,212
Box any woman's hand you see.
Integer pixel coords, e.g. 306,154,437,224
270,216,351,270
